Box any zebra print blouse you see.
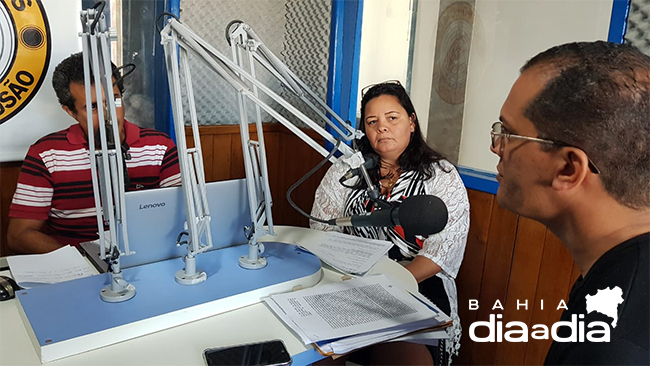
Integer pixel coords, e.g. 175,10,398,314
310,158,470,363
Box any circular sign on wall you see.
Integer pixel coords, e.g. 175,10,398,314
0,0,51,125
432,1,473,106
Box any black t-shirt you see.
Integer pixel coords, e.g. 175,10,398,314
545,232,649,365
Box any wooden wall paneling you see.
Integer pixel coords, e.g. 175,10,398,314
198,134,214,182
229,129,247,180
0,162,22,257
523,232,575,364
272,128,290,227
469,202,519,365
274,129,328,227
495,217,547,365
192,125,239,182
455,189,494,365
211,134,233,182
182,123,327,228
184,127,215,182
261,130,280,194
260,130,282,227
281,131,317,227
202,134,214,182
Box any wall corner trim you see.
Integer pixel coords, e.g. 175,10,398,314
457,165,498,195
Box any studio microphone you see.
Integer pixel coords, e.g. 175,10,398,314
327,195,448,236
339,155,380,183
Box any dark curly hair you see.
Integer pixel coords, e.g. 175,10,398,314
52,52,125,113
521,41,650,209
357,82,448,185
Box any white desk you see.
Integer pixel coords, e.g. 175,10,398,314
0,226,417,366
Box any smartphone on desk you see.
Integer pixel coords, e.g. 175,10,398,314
203,339,292,366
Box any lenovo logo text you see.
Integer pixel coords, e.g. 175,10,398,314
139,202,165,209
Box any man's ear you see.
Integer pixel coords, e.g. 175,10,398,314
551,148,590,191
62,105,76,119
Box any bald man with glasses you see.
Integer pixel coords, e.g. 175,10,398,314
489,41,649,365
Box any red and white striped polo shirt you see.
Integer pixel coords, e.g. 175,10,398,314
10,120,181,247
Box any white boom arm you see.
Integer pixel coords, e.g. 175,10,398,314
80,2,135,302
160,16,365,271
161,21,214,285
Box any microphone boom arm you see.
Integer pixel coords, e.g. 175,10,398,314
160,17,368,269
80,1,135,301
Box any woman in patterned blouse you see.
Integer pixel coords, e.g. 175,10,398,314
311,81,470,365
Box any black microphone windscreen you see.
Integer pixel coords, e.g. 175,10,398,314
364,154,380,169
398,195,448,236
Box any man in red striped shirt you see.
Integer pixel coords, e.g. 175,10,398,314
7,53,181,254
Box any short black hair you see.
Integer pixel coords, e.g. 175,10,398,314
522,41,650,209
357,82,449,185
51,52,125,113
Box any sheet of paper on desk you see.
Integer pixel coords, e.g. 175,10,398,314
299,231,393,276
6,245,96,288
263,274,451,355
389,328,448,346
320,286,453,353
316,323,443,355
314,301,450,354
320,325,450,353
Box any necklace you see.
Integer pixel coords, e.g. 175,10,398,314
385,176,398,188
381,168,401,189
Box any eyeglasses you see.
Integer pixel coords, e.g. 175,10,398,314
361,80,402,98
491,121,600,174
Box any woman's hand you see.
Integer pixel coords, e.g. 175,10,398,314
405,255,443,283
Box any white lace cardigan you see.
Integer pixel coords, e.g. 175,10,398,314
309,159,470,363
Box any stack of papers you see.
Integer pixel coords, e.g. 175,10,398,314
6,245,97,288
297,232,393,276
263,274,451,356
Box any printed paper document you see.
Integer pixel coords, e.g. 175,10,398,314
7,245,97,288
298,231,393,276
263,274,451,355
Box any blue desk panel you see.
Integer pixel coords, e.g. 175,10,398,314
18,242,321,346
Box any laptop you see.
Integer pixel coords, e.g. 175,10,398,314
81,179,251,270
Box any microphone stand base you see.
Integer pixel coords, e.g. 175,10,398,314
175,270,207,285
100,284,136,303
239,255,267,269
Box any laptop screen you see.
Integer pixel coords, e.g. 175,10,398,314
82,179,251,269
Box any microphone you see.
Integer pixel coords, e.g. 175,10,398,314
339,155,380,183
327,195,448,236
